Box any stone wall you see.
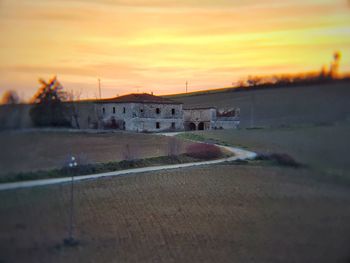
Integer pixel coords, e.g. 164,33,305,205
68,102,100,129
214,118,240,129
98,102,183,132
128,118,183,132
184,107,240,130
184,108,216,130
184,108,216,122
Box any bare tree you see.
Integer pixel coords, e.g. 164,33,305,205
1,90,20,104
247,75,263,87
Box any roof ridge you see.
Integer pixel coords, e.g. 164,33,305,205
96,93,182,104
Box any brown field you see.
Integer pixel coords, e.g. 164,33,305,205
168,81,350,128
1,124,350,262
0,131,189,176
0,163,350,263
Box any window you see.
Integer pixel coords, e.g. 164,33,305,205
113,107,116,114
171,122,175,129
156,122,160,129
123,107,126,114
156,108,160,114
102,107,105,114
140,109,144,113
171,108,175,115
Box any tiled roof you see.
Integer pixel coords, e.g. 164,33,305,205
97,93,182,104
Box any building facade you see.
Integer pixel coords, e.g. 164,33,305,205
93,93,184,132
72,94,239,132
184,107,240,130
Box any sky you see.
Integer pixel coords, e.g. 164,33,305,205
0,0,349,100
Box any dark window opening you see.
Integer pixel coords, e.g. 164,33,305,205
140,109,144,113
102,107,105,114
156,122,160,129
123,107,126,114
171,122,175,129
113,107,116,114
171,108,175,115
156,108,160,114
188,122,196,131
198,122,205,130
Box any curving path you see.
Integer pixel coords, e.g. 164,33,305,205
0,138,256,191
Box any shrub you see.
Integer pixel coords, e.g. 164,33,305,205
256,152,301,168
186,143,222,160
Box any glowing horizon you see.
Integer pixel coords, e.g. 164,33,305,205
0,0,349,101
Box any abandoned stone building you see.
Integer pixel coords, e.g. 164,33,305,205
95,93,184,132
0,93,240,131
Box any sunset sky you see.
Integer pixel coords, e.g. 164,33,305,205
0,0,349,100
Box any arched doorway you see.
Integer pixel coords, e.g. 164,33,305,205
189,122,196,130
198,122,204,130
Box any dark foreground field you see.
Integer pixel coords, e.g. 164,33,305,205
0,163,350,263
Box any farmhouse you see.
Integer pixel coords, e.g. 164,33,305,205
96,93,184,132
86,93,239,132
0,93,240,131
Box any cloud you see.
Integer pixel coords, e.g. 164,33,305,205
45,0,279,9
6,0,329,12
0,62,145,79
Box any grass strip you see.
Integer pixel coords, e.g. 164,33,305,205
0,153,229,184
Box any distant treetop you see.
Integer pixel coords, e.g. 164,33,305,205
1,90,20,105
31,76,67,104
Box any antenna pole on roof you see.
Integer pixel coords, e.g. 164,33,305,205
186,81,188,93
98,78,101,99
